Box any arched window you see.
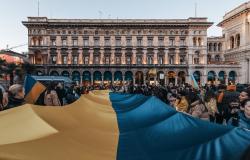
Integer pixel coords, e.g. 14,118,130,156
218,43,222,51
230,36,234,49
214,43,217,52
194,51,200,64
208,43,212,52
236,34,240,47
193,37,197,46
207,54,211,64
198,38,202,46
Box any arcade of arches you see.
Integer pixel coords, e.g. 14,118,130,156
45,69,238,86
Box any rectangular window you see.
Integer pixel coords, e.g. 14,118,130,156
94,56,99,64
73,56,78,64
180,55,186,64
52,56,57,64
105,56,110,64
137,56,142,64
194,58,199,64
105,39,110,46
169,55,174,64
126,39,131,46
63,56,67,64
94,39,99,46
84,56,89,64
158,56,164,64
169,39,175,46
158,39,164,46
83,39,89,47
180,39,185,46
116,56,121,64
51,39,56,46
148,39,153,47
126,56,131,64
137,38,142,46
73,39,78,46
62,39,67,46
116,39,121,46
147,56,153,64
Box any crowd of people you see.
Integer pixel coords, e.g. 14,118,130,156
0,81,250,130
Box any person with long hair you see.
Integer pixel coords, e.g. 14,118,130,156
44,82,61,106
204,90,218,122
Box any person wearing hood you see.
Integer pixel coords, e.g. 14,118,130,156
5,84,25,109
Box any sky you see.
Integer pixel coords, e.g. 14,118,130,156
0,0,248,53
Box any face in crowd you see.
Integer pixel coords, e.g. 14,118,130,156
244,100,250,119
239,91,249,102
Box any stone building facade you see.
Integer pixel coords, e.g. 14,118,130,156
22,17,239,86
218,1,250,84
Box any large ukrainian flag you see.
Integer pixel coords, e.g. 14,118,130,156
24,75,46,104
0,90,249,160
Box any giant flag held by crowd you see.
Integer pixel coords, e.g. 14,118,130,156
24,75,46,104
0,90,249,160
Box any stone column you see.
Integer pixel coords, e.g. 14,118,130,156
164,49,169,64
78,49,83,64
154,49,158,64
121,49,126,64
111,49,115,65
100,49,104,64
57,48,61,64
132,49,136,64
175,49,179,64
89,49,94,64
143,49,147,65
68,49,72,64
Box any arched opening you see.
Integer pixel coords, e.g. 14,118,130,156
178,71,186,85
72,71,80,84
193,71,201,84
236,34,240,47
34,50,43,64
230,36,234,49
168,71,176,85
82,71,91,86
208,43,212,52
125,71,133,83
104,71,112,85
135,71,144,85
93,71,102,85
198,37,202,46
228,71,237,84
218,71,225,84
193,37,197,46
114,71,123,85
218,43,222,51
157,71,165,86
50,71,59,76
213,43,217,52
61,71,70,77
207,71,216,84
194,51,200,64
